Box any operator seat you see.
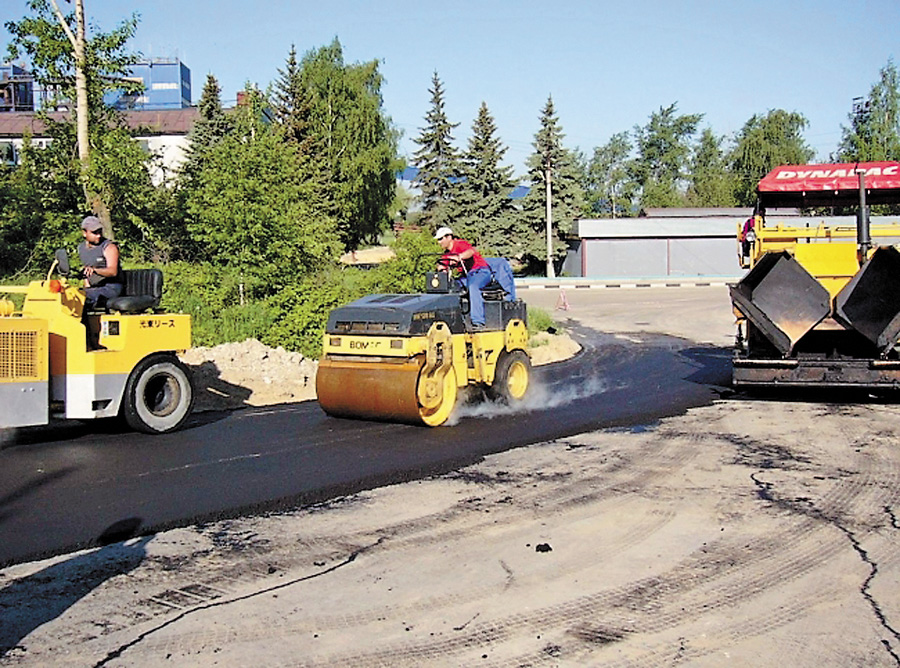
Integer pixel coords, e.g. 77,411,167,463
481,279,507,301
107,268,163,314
483,257,516,302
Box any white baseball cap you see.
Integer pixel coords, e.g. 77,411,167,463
434,226,453,240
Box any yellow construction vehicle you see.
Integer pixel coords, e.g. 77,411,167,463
731,161,900,388
317,263,531,426
0,249,194,434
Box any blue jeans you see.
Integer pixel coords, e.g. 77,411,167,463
485,257,516,301
463,267,493,326
85,282,123,311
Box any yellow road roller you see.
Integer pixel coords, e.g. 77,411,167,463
317,268,531,426
0,249,194,434
731,161,900,389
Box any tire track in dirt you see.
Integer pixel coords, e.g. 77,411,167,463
119,429,699,628
101,433,697,661
242,407,900,667
118,427,892,664
13,400,900,667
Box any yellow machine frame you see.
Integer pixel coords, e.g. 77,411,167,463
1,274,191,431
738,219,900,296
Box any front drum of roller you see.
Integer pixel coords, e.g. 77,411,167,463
316,357,425,424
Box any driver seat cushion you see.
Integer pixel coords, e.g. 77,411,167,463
106,268,163,314
481,280,506,301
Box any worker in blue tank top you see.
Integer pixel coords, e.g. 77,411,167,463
77,216,123,311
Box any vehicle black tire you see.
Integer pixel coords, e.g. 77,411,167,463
122,354,194,434
488,350,532,404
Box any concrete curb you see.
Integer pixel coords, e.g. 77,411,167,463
515,276,740,290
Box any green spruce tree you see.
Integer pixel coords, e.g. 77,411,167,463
272,45,311,145
519,96,584,275
270,44,337,232
412,72,461,230
181,74,232,182
452,102,521,257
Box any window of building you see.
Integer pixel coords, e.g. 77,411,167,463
0,141,16,164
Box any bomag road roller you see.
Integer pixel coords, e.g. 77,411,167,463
731,161,900,389
316,261,531,426
0,249,194,434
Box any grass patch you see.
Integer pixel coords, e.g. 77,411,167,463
527,305,558,337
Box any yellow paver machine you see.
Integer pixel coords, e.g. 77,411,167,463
317,266,531,426
731,161,900,389
0,250,194,434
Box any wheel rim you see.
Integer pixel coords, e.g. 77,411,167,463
506,360,529,400
419,368,457,426
143,373,181,417
129,359,193,433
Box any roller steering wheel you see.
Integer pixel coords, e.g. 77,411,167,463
436,256,467,277
436,256,458,269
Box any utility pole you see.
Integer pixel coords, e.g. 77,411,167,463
545,162,555,278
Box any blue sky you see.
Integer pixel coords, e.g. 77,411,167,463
2,0,898,176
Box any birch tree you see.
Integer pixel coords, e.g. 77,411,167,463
6,0,140,235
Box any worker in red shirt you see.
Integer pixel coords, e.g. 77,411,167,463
434,226,492,330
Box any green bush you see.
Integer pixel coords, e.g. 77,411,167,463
263,265,372,358
160,262,278,347
368,230,441,293
153,230,522,358
258,231,439,358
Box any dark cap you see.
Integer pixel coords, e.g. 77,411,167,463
81,216,103,232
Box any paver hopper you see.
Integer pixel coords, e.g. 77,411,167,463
833,245,900,355
730,250,831,356
731,162,900,389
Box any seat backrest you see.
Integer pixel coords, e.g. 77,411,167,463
124,268,163,299
107,268,163,314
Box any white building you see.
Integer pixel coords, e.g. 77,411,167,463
0,107,199,184
564,208,802,279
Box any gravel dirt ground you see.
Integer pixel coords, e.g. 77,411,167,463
4,285,900,667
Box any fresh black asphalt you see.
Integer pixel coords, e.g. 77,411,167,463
0,329,731,567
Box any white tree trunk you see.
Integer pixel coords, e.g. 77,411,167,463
49,0,111,236
49,0,88,169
